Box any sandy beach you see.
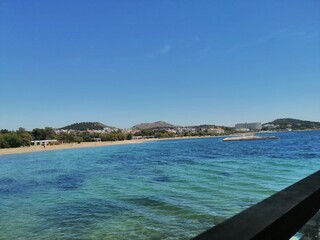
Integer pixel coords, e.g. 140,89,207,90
0,139,152,156
0,136,216,156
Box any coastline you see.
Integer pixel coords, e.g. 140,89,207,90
0,139,152,156
1,130,318,156
0,136,217,156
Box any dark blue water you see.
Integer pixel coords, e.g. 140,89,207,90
0,130,319,239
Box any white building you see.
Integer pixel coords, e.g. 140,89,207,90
31,140,57,146
207,128,225,134
166,129,177,133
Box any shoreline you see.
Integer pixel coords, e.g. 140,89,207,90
1,129,318,156
0,139,151,156
0,136,218,156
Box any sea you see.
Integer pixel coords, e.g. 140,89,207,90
0,130,319,239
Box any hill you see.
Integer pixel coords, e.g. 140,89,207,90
265,118,320,130
188,124,218,129
132,121,175,130
60,122,110,131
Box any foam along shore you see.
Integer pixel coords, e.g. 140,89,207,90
223,135,278,141
0,139,151,156
0,136,217,156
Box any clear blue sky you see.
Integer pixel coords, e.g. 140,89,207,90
1,0,319,130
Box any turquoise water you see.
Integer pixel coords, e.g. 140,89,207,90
0,130,319,239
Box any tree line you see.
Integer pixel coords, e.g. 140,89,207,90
0,127,229,149
0,128,132,149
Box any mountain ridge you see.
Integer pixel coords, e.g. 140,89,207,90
131,121,175,130
264,118,320,130
60,122,114,131
58,118,320,132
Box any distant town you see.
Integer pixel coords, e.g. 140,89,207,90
1,118,320,149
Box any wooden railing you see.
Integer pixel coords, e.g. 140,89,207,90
192,170,320,240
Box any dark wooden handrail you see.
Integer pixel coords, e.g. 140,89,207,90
192,170,320,240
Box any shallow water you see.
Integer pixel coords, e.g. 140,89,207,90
0,130,319,239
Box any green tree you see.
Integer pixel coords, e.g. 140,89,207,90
0,134,8,148
16,127,27,134
31,127,56,140
32,128,45,140
16,128,32,146
44,127,56,139
19,134,32,147
21,133,32,146
126,133,133,140
3,132,22,148
80,132,92,142
56,132,69,143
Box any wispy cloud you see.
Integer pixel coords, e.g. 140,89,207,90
255,27,290,42
159,44,171,53
194,46,211,62
147,44,172,57
180,35,202,49
229,27,290,51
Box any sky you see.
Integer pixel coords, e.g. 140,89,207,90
0,0,319,130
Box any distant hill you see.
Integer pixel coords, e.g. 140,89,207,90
188,124,218,129
265,118,320,130
60,122,111,131
132,121,175,130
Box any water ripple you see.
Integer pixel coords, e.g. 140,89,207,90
0,130,319,239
